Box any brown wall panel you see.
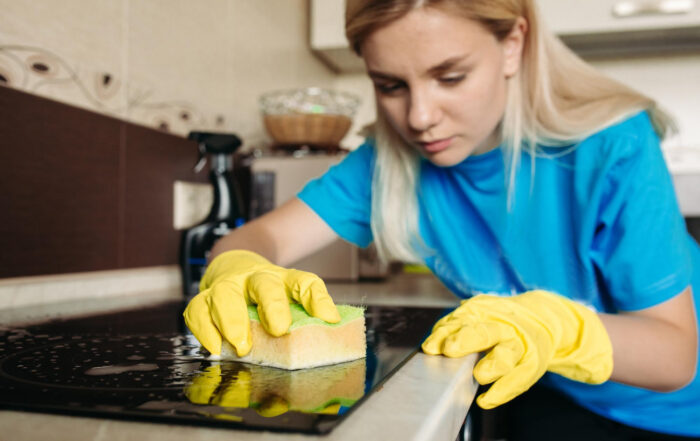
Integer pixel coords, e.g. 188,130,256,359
0,86,209,278
122,124,203,268
0,86,121,277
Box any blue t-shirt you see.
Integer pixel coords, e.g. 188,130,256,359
298,111,700,436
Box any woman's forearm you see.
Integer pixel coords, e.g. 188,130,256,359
598,287,698,391
210,197,338,265
210,220,278,262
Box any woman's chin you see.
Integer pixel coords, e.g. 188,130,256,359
421,149,471,168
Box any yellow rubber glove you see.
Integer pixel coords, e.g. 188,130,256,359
421,290,613,409
183,250,341,357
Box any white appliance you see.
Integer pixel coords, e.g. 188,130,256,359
665,146,700,216
249,152,388,280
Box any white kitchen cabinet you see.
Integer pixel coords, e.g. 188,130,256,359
539,0,700,56
310,0,700,71
539,0,700,35
310,0,364,72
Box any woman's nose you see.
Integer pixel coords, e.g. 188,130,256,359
408,88,440,133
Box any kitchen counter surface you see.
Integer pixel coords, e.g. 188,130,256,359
0,269,477,441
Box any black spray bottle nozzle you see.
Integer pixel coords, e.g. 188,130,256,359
188,131,243,173
180,131,246,299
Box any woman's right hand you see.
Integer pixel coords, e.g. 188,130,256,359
183,249,341,357
422,290,613,409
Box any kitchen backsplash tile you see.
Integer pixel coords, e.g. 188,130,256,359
0,0,337,146
0,85,207,279
122,124,200,268
0,86,122,277
0,0,127,117
0,0,125,74
125,0,234,136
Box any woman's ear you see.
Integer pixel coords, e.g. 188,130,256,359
502,17,528,78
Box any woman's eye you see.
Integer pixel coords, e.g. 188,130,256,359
375,81,405,95
439,75,465,85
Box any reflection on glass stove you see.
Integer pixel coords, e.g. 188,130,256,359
183,359,367,420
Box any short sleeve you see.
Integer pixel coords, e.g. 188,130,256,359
590,115,693,311
297,141,375,247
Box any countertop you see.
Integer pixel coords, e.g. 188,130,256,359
0,267,478,441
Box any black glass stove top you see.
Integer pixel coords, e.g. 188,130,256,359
0,301,448,435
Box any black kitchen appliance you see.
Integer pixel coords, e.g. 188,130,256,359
180,131,246,298
0,301,448,435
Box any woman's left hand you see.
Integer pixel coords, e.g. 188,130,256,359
422,290,613,409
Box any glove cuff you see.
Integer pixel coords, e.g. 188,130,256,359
518,290,614,384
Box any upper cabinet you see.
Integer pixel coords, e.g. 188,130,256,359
311,0,700,72
540,0,700,56
540,0,700,34
310,0,364,72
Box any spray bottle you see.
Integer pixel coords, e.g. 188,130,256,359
180,131,246,298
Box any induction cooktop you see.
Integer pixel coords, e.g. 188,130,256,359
0,301,448,434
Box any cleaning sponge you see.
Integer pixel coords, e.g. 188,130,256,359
220,304,366,370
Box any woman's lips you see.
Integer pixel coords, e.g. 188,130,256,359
418,137,453,153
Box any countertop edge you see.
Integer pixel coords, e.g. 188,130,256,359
329,352,478,441
0,265,182,311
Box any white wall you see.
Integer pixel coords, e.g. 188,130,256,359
332,73,375,149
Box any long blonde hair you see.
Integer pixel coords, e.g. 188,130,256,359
346,0,675,263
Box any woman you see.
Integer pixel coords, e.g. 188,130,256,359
184,1,700,439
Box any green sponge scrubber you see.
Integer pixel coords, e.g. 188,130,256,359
221,304,366,370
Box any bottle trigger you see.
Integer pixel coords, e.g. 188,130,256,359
193,143,207,173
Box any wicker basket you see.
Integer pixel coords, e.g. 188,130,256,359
263,113,353,146
259,88,360,147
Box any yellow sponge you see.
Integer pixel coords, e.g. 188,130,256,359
220,304,366,370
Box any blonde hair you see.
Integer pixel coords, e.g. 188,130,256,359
346,0,675,263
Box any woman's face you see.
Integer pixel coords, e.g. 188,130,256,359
361,7,525,166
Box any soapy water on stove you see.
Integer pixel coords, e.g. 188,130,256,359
0,328,217,391
0,304,450,430
1,325,368,422
85,363,160,376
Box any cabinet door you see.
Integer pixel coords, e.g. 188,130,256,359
310,0,347,49
310,0,700,71
310,0,365,72
537,0,700,35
